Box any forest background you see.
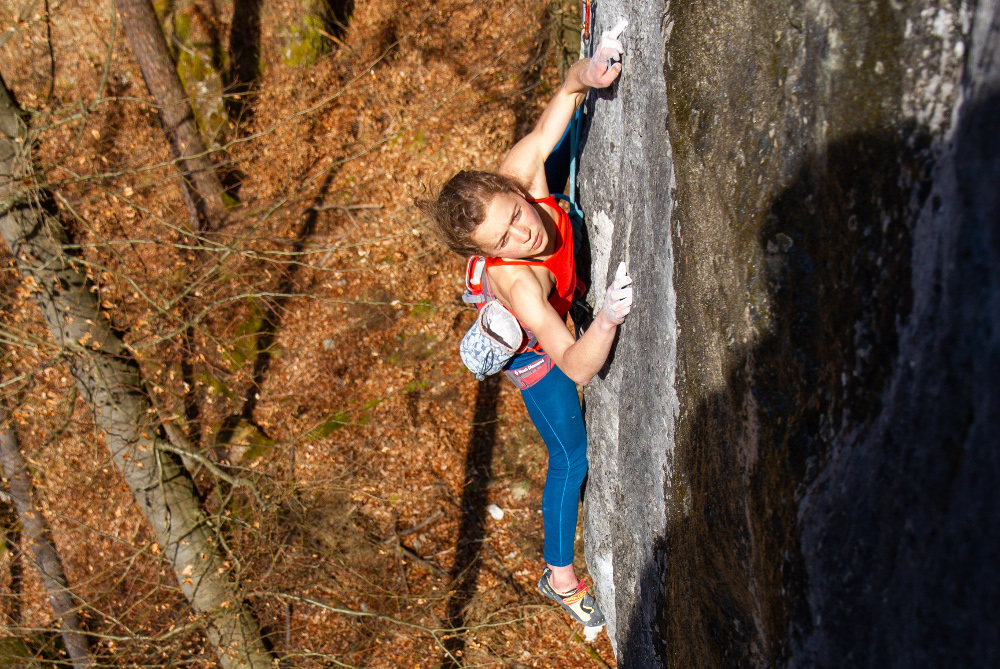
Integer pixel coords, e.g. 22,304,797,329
0,0,617,666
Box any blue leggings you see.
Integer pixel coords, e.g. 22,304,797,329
512,352,588,567
515,113,587,568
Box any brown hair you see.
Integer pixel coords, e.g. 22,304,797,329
416,170,526,256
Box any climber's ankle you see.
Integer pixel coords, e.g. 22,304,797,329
547,563,578,593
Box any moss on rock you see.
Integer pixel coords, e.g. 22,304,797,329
282,4,333,68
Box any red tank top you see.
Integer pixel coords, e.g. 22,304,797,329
483,196,583,349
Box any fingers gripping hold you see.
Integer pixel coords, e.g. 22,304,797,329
598,19,628,66
601,261,633,325
614,259,628,281
581,18,628,88
607,19,628,40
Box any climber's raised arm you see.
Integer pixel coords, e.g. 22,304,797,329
500,22,626,195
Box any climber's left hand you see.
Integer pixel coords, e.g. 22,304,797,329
499,19,627,195
580,19,627,89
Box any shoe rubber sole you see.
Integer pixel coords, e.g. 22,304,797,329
537,568,606,627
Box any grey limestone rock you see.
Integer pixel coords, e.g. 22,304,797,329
579,0,1000,666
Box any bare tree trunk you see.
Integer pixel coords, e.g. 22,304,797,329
0,80,272,669
163,0,229,145
0,422,92,668
117,0,228,229
1,498,24,626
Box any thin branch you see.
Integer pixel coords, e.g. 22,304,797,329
308,203,384,212
267,592,554,635
93,0,118,107
395,510,445,540
0,0,41,51
147,390,267,508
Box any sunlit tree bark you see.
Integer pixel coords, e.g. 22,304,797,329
0,420,92,669
0,78,272,669
117,0,228,229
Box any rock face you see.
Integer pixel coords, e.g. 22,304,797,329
579,0,1000,666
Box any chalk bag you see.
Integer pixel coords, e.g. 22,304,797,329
460,300,525,380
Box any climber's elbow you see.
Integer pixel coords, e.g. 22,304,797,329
561,364,596,386
547,353,590,385
550,341,603,386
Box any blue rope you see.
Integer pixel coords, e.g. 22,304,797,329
554,1,589,225
566,109,581,222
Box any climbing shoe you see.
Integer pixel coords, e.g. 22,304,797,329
537,568,606,627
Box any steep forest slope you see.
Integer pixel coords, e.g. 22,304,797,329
0,0,619,666
580,0,999,666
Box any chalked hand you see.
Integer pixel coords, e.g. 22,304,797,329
601,261,633,325
581,19,628,88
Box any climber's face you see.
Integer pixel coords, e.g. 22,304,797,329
472,191,550,259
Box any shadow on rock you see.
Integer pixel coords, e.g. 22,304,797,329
620,95,1000,667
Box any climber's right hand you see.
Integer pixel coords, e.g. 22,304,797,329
600,261,633,325
580,19,627,89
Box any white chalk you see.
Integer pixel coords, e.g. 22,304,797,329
615,260,628,280
487,504,504,520
583,624,604,642
608,19,628,40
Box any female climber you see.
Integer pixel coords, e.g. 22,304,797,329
418,22,632,628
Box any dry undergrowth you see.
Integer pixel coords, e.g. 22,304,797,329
0,0,615,666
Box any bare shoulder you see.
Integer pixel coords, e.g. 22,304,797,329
487,262,545,308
